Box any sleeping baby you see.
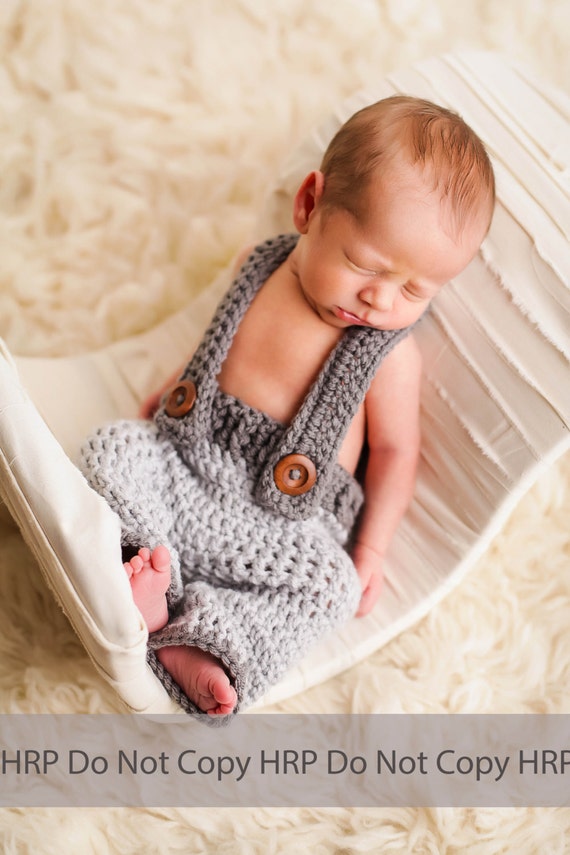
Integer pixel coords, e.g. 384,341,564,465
80,95,495,717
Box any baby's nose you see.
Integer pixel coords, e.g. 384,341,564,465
360,283,396,313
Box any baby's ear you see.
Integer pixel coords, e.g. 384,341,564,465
292,171,325,233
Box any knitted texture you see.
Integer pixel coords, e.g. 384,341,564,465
80,235,413,716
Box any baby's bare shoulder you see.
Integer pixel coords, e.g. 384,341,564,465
365,334,422,447
370,333,422,391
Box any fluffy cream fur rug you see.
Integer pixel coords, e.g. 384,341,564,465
0,0,569,851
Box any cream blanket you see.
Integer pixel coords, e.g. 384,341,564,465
0,1,569,851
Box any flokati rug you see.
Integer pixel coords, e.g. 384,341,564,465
0,1,569,852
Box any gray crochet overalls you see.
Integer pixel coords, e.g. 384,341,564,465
80,234,412,715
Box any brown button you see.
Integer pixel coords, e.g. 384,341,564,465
274,453,317,496
164,380,197,418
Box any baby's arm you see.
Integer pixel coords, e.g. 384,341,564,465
352,335,422,616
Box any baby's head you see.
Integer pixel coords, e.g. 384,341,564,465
319,95,495,241
291,96,495,331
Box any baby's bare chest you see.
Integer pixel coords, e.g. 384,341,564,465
218,304,338,423
216,276,366,472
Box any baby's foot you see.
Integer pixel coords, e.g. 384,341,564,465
157,645,238,716
124,545,171,632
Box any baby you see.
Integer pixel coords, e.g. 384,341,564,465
80,95,495,717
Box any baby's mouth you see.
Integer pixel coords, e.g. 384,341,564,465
335,306,368,326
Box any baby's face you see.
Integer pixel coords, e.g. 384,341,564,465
291,161,487,332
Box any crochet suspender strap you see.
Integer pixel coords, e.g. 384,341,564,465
178,235,298,438
254,322,410,517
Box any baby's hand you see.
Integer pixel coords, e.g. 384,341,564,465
139,389,163,420
139,367,184,419
352,542,384,617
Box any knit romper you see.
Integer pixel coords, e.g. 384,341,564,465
80,234,412,715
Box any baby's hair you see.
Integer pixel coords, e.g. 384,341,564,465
320,95,495,235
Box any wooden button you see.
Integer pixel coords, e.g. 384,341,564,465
274,453,317,496
164,380,197,418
